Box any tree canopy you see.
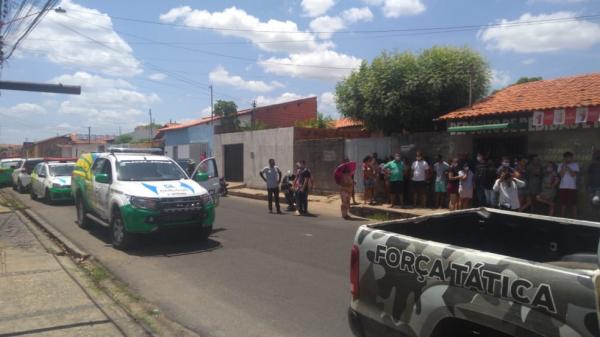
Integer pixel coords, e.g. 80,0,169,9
295,113,334,128
335,46,490,133
515,76,542,85
213,100,239,132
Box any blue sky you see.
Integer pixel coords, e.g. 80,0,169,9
1,0,599,143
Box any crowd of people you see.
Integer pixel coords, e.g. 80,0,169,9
257,150,600,220
357,150,600,219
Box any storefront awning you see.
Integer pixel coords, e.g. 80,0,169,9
447,123,510,133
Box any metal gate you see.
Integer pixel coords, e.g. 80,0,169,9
224,143,243,182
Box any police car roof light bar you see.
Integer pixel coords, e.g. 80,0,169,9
108,147,164,155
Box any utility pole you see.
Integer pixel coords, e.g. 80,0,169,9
87,126,91,144
209,85,214,124
251,100,256,129
149,108,153,139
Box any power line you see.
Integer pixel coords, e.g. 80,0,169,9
63,6,600,35
60,13,360,71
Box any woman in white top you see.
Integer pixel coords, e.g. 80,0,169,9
493,169,526,210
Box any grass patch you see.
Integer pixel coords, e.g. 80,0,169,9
367,213,391,221
88,264,110,283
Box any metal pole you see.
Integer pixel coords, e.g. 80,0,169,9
149,108,153,139
0,80,81,94
209,85,213,124
468,66,473,107
88,126,91,144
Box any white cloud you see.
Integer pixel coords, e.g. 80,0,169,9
159,6,331,53
50,72,159,127
310,8,373,39
480,12,600,53
201,106,212,114
301,0,335,17
521,58,536,65
254,92,306,106
0,103,47,117
361,0,384,5
209,66,284,92
341,7,374,23
310,16,346,39
381,0,425,17
491,70,511,88
259,50,362,81
148,73,167,81
16,0,141,77
319,92,339,116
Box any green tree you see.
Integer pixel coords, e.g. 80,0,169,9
114,134,133,144
213,100,239,132
295,113,334,128
335,46,490,133
515,76,542,85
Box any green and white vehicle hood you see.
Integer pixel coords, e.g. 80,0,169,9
49,176,71,188
115,180,208,199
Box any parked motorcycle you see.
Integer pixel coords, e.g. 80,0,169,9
219,178,228,197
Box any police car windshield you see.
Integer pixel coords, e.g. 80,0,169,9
0,160,21,168
49,165,74,176
117,160,186,181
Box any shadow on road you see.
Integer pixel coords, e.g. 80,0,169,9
82,222,224,257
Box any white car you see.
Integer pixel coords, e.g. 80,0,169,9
12,158,44,193
30,161,75,202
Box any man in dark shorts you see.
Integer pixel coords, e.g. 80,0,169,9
558,151,579,218
383,153,405,208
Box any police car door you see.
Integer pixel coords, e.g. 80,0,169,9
31,163,44,196
192,157,220,205
92,159,112,219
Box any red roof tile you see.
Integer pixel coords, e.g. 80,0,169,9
334,118,363,128
440,72,600,120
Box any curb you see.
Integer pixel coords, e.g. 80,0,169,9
22,207,90,260
228,190,324,203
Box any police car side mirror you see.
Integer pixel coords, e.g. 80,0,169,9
95,173,109,184
195,172,209,182
38,172,46,178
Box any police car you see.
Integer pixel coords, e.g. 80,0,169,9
72,148,217,250
12,158,44,193
30,160,76,202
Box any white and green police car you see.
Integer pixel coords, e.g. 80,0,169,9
30,161,75,202
72,148,217,250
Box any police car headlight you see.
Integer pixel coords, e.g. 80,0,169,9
130,196,159,210
200,193,213,205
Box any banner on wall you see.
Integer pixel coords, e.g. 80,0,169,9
532,106,600,126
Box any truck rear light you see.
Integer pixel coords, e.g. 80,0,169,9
350,244,359,300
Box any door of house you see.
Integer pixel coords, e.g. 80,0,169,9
474,136,527,163
223,143,243,182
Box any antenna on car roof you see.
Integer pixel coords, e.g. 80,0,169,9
108,147,164,155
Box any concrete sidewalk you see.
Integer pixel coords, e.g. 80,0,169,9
0,211,147,336
228,186,446,219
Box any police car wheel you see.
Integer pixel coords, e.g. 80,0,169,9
111,210,131,250
44,188,52,204
76,196,91,229
30,188,37,200
17,181,25,193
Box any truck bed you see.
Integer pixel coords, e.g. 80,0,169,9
370,208,600,270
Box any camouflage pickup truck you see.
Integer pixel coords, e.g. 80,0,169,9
349,208,600,337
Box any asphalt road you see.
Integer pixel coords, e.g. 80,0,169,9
9,189,367,337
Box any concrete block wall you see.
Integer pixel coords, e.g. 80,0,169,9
294,138,345,194
214,127,295,189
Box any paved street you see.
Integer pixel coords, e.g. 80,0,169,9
9,189,367,337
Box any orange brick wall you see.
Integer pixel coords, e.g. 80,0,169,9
254,97,317,128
